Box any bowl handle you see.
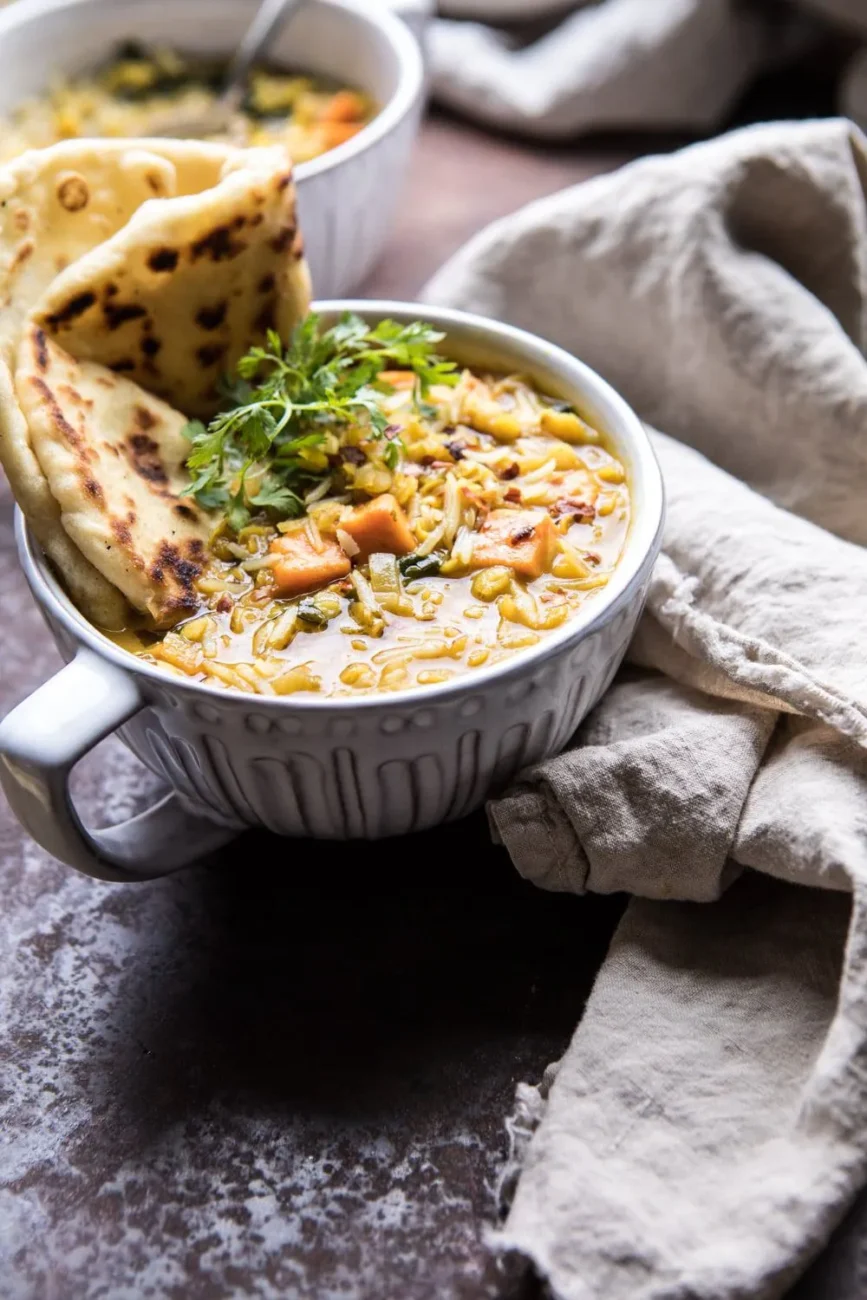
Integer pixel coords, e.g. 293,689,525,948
0,648,238,882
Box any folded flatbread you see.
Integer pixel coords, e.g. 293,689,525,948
16,324,212,627
0,138,311,629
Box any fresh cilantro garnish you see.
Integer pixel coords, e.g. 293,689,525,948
383,439,402,472
183,313,458,530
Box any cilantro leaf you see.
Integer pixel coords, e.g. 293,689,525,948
185,311,459,529
249,481,306,516
383,439,402,471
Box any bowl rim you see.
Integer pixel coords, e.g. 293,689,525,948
0,0,426,185
17,300,665,714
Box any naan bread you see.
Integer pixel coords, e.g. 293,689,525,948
0,138,310,629
16,324,212,627
32,145,310,417
0,137,235,361
0,140,231,627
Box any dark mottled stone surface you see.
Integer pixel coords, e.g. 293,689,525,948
0,799,621,1297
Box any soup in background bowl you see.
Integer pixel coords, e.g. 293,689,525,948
0,302,664,877
0,41,378,165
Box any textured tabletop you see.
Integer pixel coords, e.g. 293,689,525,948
1,111,864,1300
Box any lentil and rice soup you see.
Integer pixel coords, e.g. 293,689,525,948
113,315,631,698
0,42,376,164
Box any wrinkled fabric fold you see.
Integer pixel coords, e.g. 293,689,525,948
429,0,775,139
489,675,773,902
426,0,867,136
424,119,867,1298
502,876,855,1300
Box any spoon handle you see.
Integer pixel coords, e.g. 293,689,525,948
221,0,308,113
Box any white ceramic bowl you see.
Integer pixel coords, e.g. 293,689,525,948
0,0,425,297
0,302,664,881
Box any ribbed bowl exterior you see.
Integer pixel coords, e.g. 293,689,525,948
297,96,424,299
16,292,663,846
42,587,647,840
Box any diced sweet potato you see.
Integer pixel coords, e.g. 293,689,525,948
341,494,416,562
269,530,350,598
321,121,363,150
471,509,556,581
320,90,368,123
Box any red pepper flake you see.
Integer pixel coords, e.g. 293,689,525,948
504,487,522,504
420,454,436,467
552,497,595,524
215,593,233,614
510,525,535,545
585,551,602,566
500,463,520,481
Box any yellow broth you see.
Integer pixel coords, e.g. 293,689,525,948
111,370,631,697
0,43,376,164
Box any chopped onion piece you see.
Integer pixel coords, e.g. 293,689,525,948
415,518,447,557
450,525,475,568
442,474,462,548
336,527,360,557
369,552,401,597
239,554,277,573
305,478,332,505
305,515,324,554
351,568,379,613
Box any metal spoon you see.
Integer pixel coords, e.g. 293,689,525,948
154,0,309,139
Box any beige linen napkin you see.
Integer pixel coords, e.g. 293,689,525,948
427,0,867,137
423,119,867,1299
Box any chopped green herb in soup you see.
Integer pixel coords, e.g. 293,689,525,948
112,313,631,696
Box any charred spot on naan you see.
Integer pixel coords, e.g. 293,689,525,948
254,297,277,337
83,476,104,505
269,223,296,255
148,247,179,272
190,221,247,263
56,173,90,214
126,430,169,485
43,290,96,329
196,343,227,370
11,240,35,271
30,145,311,418
25,373,115,515
32,326,49,372
103,301,147,330
195,302,228,331
16,326,214,627
28,375,82,448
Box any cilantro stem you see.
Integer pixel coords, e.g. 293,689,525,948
183,312,459,530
